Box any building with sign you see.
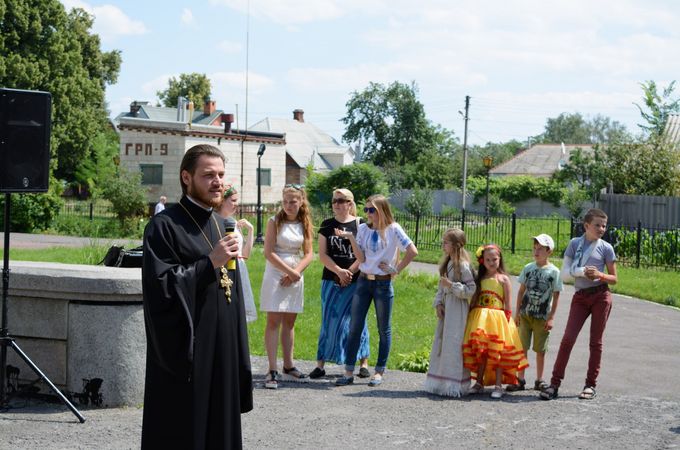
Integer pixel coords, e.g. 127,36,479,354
115,101,354,206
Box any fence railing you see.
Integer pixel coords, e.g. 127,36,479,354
58,200,679,270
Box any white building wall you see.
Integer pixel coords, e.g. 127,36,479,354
119,127,286,205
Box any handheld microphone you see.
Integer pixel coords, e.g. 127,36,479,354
224,217,237,271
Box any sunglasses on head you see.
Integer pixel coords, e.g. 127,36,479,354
332,198,349,204
363,206,377,214
285,183,304,190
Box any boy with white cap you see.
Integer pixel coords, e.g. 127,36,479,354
506,233,563,392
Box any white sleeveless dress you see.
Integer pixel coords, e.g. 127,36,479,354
259,219,305,313
234,227,257,322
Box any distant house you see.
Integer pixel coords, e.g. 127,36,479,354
490,144,594,178
115,102,354,203
249,109,355,185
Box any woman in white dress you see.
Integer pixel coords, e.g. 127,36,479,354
217,184,257,322
260,185,314,389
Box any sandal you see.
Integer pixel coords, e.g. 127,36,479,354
534,380,549,391
579,386,597,400
281,366,308,382
358,367,371,378
506,378,526,392
470,383,484,394
265,370,278,389
490,385,503,399
539,385,558,400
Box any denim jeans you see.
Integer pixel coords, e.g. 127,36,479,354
344,277,394,374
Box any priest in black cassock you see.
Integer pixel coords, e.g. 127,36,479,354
141,144,253,449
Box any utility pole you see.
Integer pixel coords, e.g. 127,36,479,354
460,95,470,211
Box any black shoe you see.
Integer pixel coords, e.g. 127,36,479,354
308,367,326,379
358,367,370,378
506,378,526,392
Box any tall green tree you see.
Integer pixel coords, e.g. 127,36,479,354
534,112,629,144
157,73,212,108
342,81,452,166
635,80,680,138
0,1,121,181
342,81,459,190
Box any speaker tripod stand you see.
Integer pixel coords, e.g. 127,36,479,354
1,193,85,422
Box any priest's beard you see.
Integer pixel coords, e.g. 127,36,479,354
188,179,223,209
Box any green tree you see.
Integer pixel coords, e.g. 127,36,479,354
157,73,212,108
0,2,121,182
102,167,147,234
305,163,389,209
342,81,457,168
601,137,680,196
552,147,607,198
635,80,680,138
534,113,629,144
73,128,120,198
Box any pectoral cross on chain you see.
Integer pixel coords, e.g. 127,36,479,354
220,267,233,303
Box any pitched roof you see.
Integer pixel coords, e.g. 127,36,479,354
490,144,594,177
248,117,353,171
114,102,222,125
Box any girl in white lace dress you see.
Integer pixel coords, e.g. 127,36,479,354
260,185,314,388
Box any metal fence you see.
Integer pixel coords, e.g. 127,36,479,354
58,200,680,270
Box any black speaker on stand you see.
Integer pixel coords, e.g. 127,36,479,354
0,88,85,422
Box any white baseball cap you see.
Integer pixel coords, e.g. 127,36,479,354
532,234,555,251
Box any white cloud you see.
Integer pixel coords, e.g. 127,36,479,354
217,40,244,54
180,8,195,26
211,71,274,96
60,0,148,42
208,0,377,25
142,74,174,101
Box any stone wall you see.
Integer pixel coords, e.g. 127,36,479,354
2,261,144,407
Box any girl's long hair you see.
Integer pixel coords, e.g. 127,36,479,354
439,228,470,281
365,194,394,239
274,186,314,247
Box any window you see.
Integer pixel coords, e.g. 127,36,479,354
140,164,163,185
256,168,271,186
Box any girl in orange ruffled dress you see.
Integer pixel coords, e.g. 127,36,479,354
463,244,528,399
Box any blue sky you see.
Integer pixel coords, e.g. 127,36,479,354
62,0,680,146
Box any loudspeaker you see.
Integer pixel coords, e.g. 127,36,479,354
0,88,51,193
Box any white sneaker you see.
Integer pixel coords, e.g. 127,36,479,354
490,386,503,399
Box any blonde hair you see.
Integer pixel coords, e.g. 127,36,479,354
365,194,394,234
333,188,357,216
275,186,314,247
439,228,470,280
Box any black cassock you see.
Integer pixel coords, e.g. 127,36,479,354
141,196,253,449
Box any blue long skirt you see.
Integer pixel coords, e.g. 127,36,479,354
316,279,370,364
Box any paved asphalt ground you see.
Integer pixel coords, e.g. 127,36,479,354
1,234,679,449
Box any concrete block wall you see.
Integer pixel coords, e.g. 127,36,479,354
2,261,144,407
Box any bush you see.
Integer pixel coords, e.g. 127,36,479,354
0,190,63,232
404,188,433,216
305,163,389,209
396,348,431,373
102,168,147,226
467,175,563,206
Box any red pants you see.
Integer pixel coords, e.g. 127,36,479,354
550,286,612,388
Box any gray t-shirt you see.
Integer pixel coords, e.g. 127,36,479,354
565,237,616,291
518,262,563,320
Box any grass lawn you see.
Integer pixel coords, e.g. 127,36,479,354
6,243,678,371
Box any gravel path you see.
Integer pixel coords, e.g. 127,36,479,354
1,235,679,449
